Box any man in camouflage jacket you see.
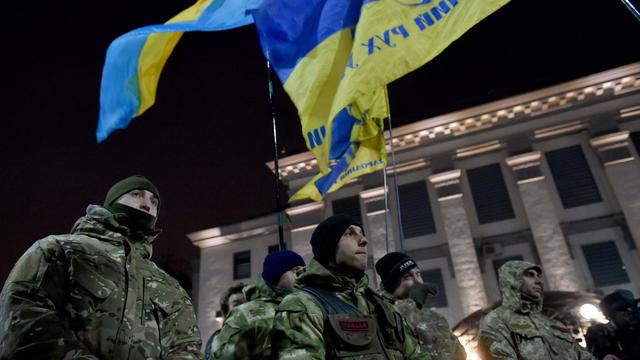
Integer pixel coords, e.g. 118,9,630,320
210,250,305,359
376,252,466,360
0,176,202,359
271,214,428,360
478,260,594,360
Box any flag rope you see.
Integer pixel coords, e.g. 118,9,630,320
387,115,405,251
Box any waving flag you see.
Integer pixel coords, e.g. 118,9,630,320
253,0,509,202
97,0,262,142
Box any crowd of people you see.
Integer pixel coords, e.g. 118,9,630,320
0,175,638,359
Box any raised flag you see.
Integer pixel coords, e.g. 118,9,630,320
97,0,261,142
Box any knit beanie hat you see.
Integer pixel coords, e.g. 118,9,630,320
103,175,160,233
310,214,362,266
262,250,306,285
601,289,637,317
375,252,418,293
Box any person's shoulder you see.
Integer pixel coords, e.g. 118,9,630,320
278,289,323,314
480,306,509,328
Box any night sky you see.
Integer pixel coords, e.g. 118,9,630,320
1,0,639,287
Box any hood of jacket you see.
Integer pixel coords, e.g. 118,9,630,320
244,276,291,304
498,260,543,314
70,205,154,259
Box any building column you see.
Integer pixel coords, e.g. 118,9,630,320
505,151,582,291
591,131,640,250
428,170,488,315
360,187,395,287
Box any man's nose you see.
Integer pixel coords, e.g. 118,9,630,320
358,235,368,246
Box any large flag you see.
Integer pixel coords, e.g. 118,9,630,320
97,0,262,142
253,0,509,202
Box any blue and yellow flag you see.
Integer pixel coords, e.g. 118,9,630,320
97,0,262,142
253,0,509,202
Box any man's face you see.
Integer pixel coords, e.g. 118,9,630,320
520,268,544,299
334,225,368,272
276,266,305,290
393,268,423,298
227,293,246,313
116,189,159,217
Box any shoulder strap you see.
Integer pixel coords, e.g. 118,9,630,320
301,287,362,316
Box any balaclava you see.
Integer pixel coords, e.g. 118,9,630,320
103,175,160,233
310,214,362,266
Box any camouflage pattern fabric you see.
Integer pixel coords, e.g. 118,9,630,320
0,205,202,359
393,296,466,360
478,260,594,360
271,259,428,360
211,276,290,359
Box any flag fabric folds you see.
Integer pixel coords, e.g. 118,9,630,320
97,0,262,142
253,0,510,202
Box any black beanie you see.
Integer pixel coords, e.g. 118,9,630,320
262,250,306,285
375,252,418,293
601,289,637,317
310,214,362,266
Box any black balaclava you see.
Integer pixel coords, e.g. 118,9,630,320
103,175,160,234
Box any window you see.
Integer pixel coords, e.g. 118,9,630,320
332,195,363,225
467,163,515,224
233,251,251,280
398,181,436,238
492,255,524,282
545,145,602,208
582,241,630,287
268,244,283,253
421,269,448,308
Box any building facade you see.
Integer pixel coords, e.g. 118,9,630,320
189,63,640,344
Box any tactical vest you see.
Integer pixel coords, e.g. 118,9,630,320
302,287,406,360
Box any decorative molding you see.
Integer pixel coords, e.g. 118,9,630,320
285,202,324,216
456,140,504,158
505,151,545,184
590,130,635,166
429,170,463,201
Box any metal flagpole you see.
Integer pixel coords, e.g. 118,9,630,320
387,115,405,251
266,60,286,249
383,167,390,253
619,0,640,21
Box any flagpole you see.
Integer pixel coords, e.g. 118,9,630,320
619,0,640,21
266,60,286,249
387,115,405,251
383,167,390,253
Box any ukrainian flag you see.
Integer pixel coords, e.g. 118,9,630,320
97,0,262,142
253,0,509,202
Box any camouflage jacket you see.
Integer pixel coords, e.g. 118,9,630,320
478,260,594,360
211,276,290,359
0,205,202,360
393,296,466,360
271,259,427,360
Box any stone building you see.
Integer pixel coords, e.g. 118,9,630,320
189,62,640,343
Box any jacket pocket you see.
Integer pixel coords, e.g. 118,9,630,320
70,256,117,300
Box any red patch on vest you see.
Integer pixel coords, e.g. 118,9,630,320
551,325,570,333
339,320,369,332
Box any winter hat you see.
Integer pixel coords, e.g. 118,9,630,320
601,289,637,317
103,175,160,233
375,252,418,293
310,214,362,266
262,250,306,285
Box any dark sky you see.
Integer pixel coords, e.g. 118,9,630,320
1,0,639,285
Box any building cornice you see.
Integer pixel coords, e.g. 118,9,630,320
267,62,640,178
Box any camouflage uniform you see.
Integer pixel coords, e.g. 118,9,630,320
211,276,290,359
393,296,466,360
0,205,202,359
478,260,594,360
271,259,428,359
